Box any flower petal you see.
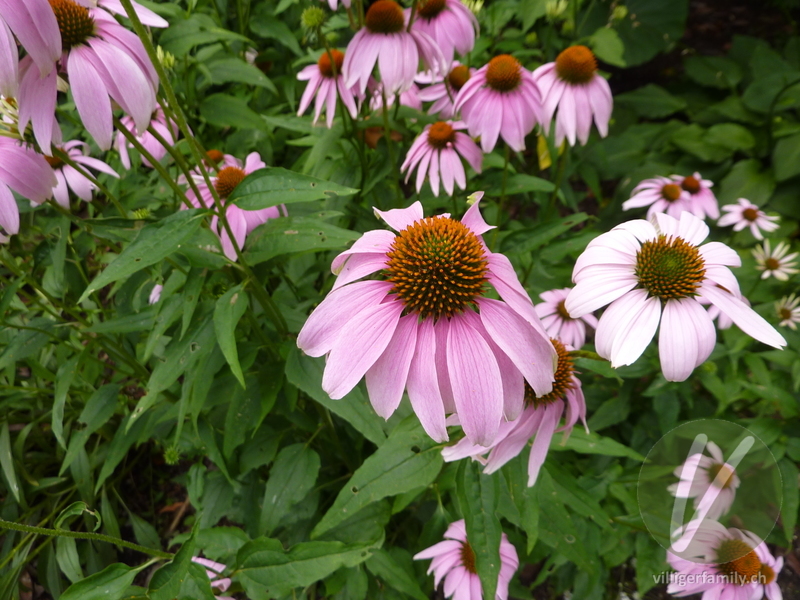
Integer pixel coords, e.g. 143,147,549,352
407,318,449,442
365,314,418,419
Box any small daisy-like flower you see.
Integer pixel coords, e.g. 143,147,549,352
297,49,360,128
115,107,179,170
565,212,786,382
191,558,234,600
401,121,482,196
672,172,719,220
442,339,587,487
668,520,783,600
667,441,740,521
455,55,542,152
417,62,473,119
753,240,798,281
45,140,118,207
343,0,445,96
297,199,557,446
775,294,800,329
407,0,479,66
535,287,597,349
718,199,780,240
532,45,612,146
413,519,518,600
622,176,692,219
148,284,163,305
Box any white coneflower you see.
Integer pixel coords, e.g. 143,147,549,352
775,294,800,329
753,240,798,281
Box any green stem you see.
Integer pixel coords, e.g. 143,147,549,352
547,146,568,217
145,123,207,210
380,88,403,207
491,144,511,250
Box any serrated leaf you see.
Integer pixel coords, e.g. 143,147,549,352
59,563,144,600
230,167,358,210
213,284,249,389
260,444,320,535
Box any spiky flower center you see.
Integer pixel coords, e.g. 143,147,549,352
707,463,735,489
661,183,682,203
206,149,225,165
635,235,706,300
45,155,65,169
418,0,446,19
780,307,792,320
555,45,597,84
385,217,488,320
760,564,776,585
527,339,573,406
460,542,477,574
485,55,522,92
427,122,456,149
742,207,760,222
365,0,405,34
556,299,572,320
715,539,761,584
49,0,95,51
215,166,247,199
681,176,701,194
318,49,345,78
448,65,471,91
764,257,781,270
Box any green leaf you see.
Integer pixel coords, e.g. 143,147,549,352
635,532,666,595
199,94,267,131
59,563,144,600
671,124,732,162
519,0,547,30
53,353,82,449
54,501,101,531
365,549,428,600
779,458,799,543
549,428,645,460
705,123,755,151
79,210,205,302
95,413,149,492
504,456,539,553
205,57,277,93
505,213,589,255
60,384,120,475
616,0,687,67
230,167,358,210
589,28,625,67
181,268,206,339
503,173,555,195
458,462,502,600
86,310,156,334
773,132,800,181
260,444,321,536
311,417,443,538
719,159,776,204
148,531,196,600
545,464,612,530
213,284,249,389
615,84,686,118
0,421,20,503
244,217,359,265
249,14,302,55
159,14,251,56
684,55,742,89
0,318,53,369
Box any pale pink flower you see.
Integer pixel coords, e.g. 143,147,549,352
671,172,719,220
753,240,798,281
191,557,234,600
454,55,542,152
75,0,169,27
324,0,351,9
0,0,61,80
532,45,612,146
148,284,163,305
297,49,359,128
443,339,587,486
667,441,740,521
401,121,482,196
343,0,446,96
535,287,597,349
417,63,474,119
565,212,786,382
297,199,557,446
667,520,783,600
413,519,518,600
718,199,780,240
183,152,281,261
776,294,800,330
115,107,178,169
369,80,422,112
407,0,479,66
0,138,57,243
46,140,118,207
622,176,692,219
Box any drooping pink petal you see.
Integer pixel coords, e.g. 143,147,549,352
0,0,60,75
67,46,114,150
407,318,449,442
700,284,786,349
594,289,661,368
527,402,561,486
365,314,418,419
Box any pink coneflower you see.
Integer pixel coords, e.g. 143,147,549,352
622,176,692,219
401,121,482,196
753,240,798,281
532,45,612,146
718,199,779,240
454,55,542,152
667,441,740,521
672,172,719,220
0,138,57,243
343,0,445,96
407,0,479,66
191,558,234,600
667,520,782,600
535,287,597,349
417,63,473,119
297,199,557,446
443,339,587,486
297,49,359,128
413,519,518,600
0,0,61,80
369,81,422,112
183,152,281,261
776,294,800,330
115,107,178,169
565,212,786,382
45,140,118,207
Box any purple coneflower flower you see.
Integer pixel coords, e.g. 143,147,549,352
297,199,557,446
455,55,542,152
191,557,234,600
672,172,719,220
718,199,780,240
414,519,518,600
45,140,118,207
532,45,612,146
343,0,445,96
417,62,473,119
76,0,168,27
443,339,587,487
667,441,740,521
622,176,692,219
115,107,178,169
297,49,359,128
753,240,798,281
565,212,786,382
535,287,597,349
0,0,61,81
401,121,482,196
0,138,57,243
407,0,478,67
